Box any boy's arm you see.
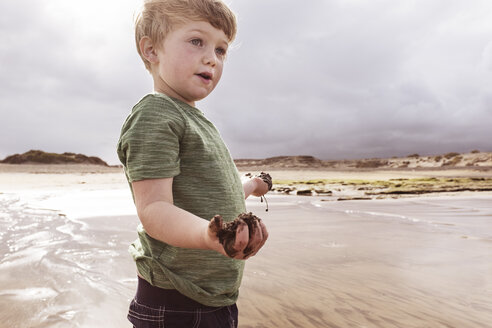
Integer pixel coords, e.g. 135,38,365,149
132,177,267,259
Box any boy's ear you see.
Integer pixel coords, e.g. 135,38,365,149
139,36,159,64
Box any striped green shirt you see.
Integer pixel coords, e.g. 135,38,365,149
117,93,246,307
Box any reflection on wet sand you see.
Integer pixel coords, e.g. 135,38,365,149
0,194,137,327
1,193,491,327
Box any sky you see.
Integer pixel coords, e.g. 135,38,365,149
1,0,491,165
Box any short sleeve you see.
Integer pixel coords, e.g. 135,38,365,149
117,95,186,182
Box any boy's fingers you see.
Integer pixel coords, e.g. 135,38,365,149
246,220,268,259
231,221,248,258
258,220,268,248
256,172,272,191
243,219,263,257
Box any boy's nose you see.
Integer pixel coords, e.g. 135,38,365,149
202,49,217,66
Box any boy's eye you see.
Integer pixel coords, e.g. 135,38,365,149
215,47,227,57
190,38,202,46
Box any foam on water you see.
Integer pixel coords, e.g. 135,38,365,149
0,287,58,301
344,209,419,222
309,195,492,239
26,188,137,219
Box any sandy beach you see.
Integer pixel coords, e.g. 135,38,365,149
0,164,491,327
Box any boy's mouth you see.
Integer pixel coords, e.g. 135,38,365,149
196,72,213,81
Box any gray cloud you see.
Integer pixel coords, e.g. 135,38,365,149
0,0,149,163
203,0,492,159
1,0,491,164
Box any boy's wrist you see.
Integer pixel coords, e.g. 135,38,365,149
204,220,226,255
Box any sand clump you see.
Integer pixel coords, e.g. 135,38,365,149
209,212,262,258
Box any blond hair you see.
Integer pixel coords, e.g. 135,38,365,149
135,0,237,70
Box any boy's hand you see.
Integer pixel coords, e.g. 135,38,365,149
244,172,272,197
206,212,268,259
250,177,270,197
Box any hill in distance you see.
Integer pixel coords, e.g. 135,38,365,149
1,150,109,166
234,151,492,170
2,150,491,170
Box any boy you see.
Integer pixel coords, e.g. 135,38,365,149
116,0,270,327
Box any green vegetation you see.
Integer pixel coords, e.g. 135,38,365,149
273,178,391,186
272,177,492,197
379,177,492,194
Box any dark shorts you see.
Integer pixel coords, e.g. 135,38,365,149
128,276,238,328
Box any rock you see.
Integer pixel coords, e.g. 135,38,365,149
296,189,313,196
314,189,332,195
272,187,294,194
337,197,372,201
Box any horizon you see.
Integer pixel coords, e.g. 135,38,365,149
2,148,491,165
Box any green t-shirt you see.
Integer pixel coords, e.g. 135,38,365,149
117,93,246,307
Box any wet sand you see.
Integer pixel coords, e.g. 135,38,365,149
240,196,492,328
1,165,491,327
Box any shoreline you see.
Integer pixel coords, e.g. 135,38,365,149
0,164,492,199
2,164,492,204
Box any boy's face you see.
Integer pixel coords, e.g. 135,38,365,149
151,20,229,106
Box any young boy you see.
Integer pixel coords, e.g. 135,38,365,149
117,0,270,327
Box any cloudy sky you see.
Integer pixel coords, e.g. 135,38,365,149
1,0,491,164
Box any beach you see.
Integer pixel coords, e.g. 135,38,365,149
0,164,491,327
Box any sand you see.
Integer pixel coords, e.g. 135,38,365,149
240,196,492,328
1,164,491,327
